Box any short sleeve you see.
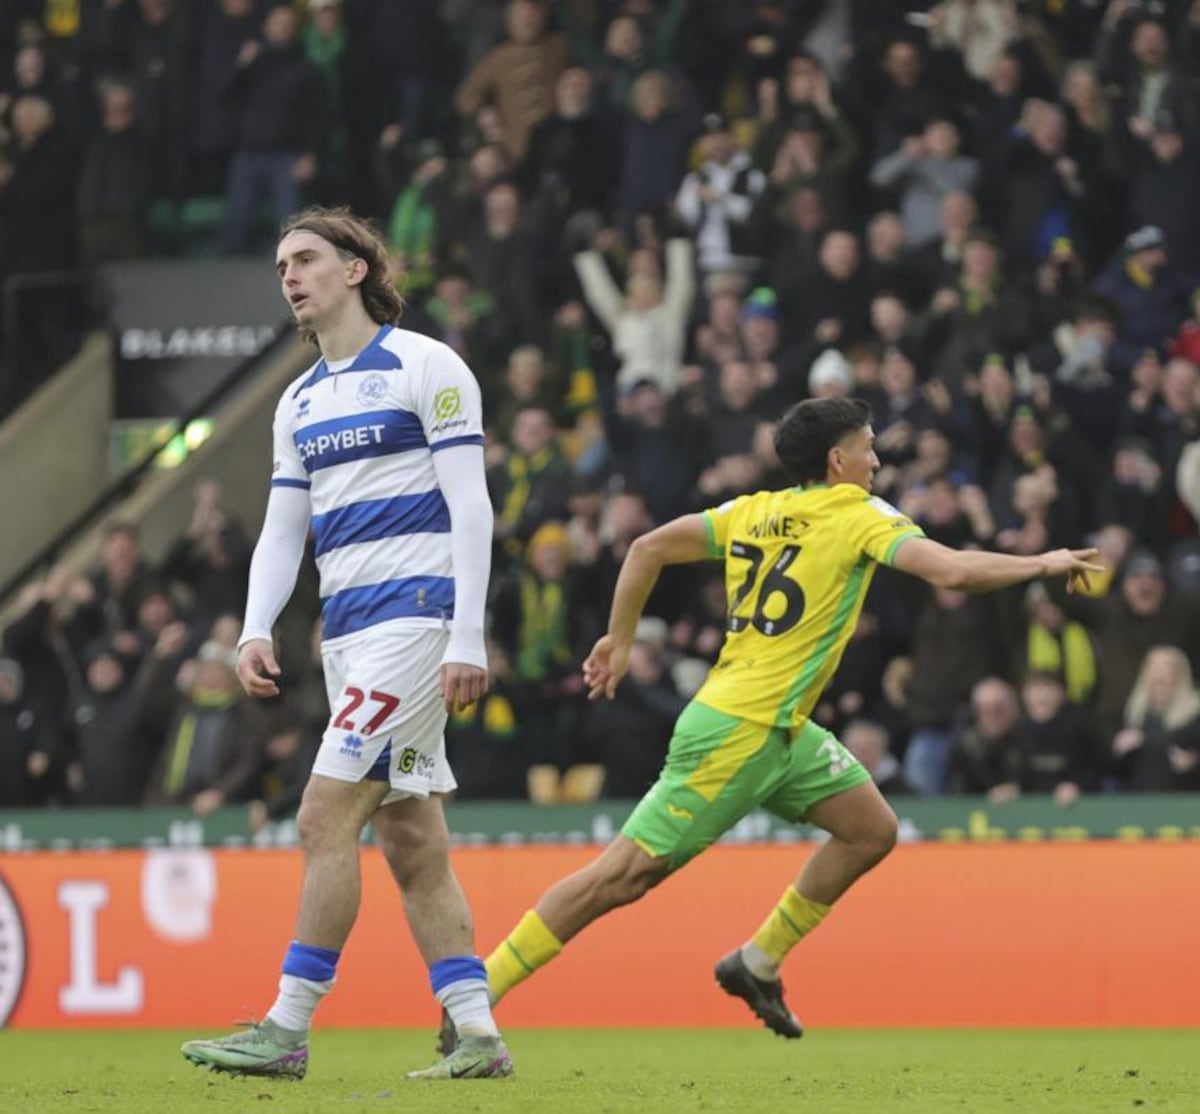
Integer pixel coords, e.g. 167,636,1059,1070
419,344,485,453
855,495,924,566
701,498,741,559
271,395,310,490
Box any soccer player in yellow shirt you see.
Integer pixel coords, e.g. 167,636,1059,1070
460,397,1100,1043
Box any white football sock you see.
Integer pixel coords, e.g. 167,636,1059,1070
436,976,499,1038
740,942,781,981
266,973,333,1034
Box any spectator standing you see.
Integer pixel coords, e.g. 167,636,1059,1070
905,585,1000,794
1093,225,1192,366
521,66,618,224
144,641,268,815
220,4,327,253
869,116,979,247
189,0,259,195
582,620,686,799
76,79,152,267
574,233,694,397
454,0,567,161
1068,549,1199,735
0,658,55,806
676,114,766,283
489,404,573,556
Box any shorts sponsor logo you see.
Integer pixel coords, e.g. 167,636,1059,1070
339,733,364,759
397,747,436,778
357,373,389,407
667,804,693,821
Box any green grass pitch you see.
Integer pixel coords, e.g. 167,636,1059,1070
1,1029,1196,1113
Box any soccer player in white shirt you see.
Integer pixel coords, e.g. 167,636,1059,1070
181,207,511,1081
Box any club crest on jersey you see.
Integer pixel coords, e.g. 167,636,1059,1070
357,373,389,407
433,387,462,421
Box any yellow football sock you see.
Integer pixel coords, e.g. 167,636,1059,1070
485,910,563,1004
750,886,830,965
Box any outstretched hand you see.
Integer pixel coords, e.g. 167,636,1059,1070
583,635,630,701
1040,548,1105,594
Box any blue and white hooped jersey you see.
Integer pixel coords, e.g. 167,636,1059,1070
271,324,484,644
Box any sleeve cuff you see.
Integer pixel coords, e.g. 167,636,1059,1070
702,512,725,559
238,627,274,649
430,435,485,453
442,639,489,672
882,529,924,566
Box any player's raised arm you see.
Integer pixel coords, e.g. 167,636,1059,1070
890,535,1103,595
584,513,711,700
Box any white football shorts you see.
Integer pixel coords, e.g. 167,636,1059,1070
311,624,457,802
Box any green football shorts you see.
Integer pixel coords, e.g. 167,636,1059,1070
621,700,872,869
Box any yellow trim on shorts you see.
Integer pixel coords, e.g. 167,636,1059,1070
683,717,772,802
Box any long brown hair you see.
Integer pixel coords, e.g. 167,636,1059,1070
278,206,404,345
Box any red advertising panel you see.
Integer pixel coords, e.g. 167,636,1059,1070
2,843,1198,1029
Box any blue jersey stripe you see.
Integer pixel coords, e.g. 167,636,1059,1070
271,477,312,490
321,576,455,639
430,434,485,453
311,490,450,558
294,409,426,473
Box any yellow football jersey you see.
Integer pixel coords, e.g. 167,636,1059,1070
695,483,924,728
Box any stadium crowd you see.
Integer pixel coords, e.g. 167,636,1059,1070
4,0,1200,816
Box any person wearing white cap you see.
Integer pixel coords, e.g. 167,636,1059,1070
807,348,852,397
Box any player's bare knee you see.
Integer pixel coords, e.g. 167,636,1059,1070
296,793,359,856
377,816,449,892
295,798,340,856
385,838,448,892
859,808,898,864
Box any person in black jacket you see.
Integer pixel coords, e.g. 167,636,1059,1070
188,0,260,195
219,4,327,253
584,621,686,798
946,676,1022,795
68,641,156,805
843,718,914,798
1000,671,1100,807
77,79,153,267
0,658,56,807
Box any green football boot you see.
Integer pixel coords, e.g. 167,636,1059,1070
405,1033,514,1080
181,1018,309,1079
